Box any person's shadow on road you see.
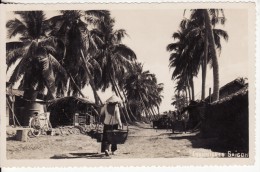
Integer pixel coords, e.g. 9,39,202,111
50,152,111,159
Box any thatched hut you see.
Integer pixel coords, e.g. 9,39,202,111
201,86,248,151
47,97,99,127
183,78,249,152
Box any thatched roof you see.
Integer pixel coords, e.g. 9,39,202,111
47,96,97,113
211,85,248,106
205,77,247,102
182,78,248,113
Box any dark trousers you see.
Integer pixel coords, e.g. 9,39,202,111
101,124,118,152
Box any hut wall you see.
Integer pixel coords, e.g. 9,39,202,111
201,91,249,151
187,107,202,130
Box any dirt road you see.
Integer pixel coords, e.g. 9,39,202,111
7,123,223,159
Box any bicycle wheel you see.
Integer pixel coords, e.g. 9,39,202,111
29,117,41,137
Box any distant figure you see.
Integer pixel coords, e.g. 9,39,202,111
100,95,123,156
181,112,189,133
171,111,177,133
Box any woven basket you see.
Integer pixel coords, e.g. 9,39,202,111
95,132,103,143
106,130,128,144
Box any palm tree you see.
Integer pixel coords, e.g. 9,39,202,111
167,20,201,101
167,10,228,101
85,10,137,121
47,10,103,104
171,91,188,111
189,9,227,101
6,11,67,100
124,63,163,120
85,10,136,92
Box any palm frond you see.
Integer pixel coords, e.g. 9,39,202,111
167,43,180,52
88,57,102,77
213,29,228,41
9,57,28,84
6,18,28,38
6,47,26,70
89,30,104,50
38,54,56,99
48,54,68,79
112,29,128,43
113,44,137,60
85,10,110,19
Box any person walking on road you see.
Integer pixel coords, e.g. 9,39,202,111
100,95,123,156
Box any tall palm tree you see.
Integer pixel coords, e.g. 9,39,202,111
167,11,228,101
167,20,201,101
85,10,137,92
85,10,137,121
6,11,67,100
47,10,103,104
189,9,227,101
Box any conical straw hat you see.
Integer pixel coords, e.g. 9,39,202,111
106,95,121,104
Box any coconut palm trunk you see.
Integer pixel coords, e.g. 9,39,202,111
110,80,135,122
109,74,132,123
184,89,188,106
139,92,152,120
121,89,138,121
67,73,85,97
151,107,157,116
204,9,220,101
187,84,191,101
201,21,208,100
148,107,156,120
190,77,195,100
80,50,102,105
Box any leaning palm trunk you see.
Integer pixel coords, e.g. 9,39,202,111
80,50,102,105
184,89,188,106
150,106,159,120
204,9,220,101
151,107,157,116
67,73,86,98
121,89,138,121
190,77,195,100
187,85,191,102
147,107,155,120
152,107,160,118
139,92,153,120
110,75,132,123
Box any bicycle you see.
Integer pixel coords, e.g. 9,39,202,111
28,112,52,137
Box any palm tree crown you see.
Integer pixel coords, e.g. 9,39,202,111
6,11,67,99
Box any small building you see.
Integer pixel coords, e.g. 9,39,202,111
47,96,99,127
6,84,46,127
183,77,249,152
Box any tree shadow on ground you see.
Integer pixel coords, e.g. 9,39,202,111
168,133,241,154
50,152,111,159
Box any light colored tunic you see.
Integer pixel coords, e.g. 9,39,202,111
101,104,121,125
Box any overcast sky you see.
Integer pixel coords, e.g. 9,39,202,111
6,9,249,112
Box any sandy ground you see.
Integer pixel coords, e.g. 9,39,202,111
7,123,225,159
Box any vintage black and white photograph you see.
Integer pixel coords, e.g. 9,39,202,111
2,3,255,164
